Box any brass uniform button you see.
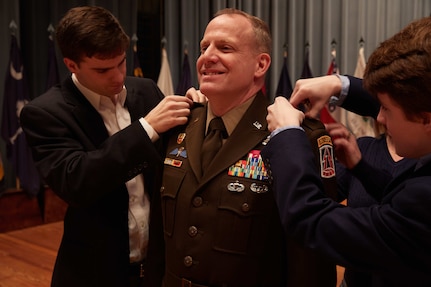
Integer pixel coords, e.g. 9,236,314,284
184,256,193,267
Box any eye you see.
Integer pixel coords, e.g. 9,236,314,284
221,45,233,52
200,45,208,54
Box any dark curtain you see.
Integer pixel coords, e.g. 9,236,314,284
0,0,144,190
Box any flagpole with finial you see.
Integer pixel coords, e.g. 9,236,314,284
9,20,17,36
359,36,365,47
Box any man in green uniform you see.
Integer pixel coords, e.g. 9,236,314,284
161,8,337,287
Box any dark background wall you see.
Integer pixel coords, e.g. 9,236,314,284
0,0,162,191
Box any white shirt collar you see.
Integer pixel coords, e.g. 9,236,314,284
71,73,127,110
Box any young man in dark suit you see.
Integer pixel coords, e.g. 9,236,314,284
20,6,196,287
264,15,431,287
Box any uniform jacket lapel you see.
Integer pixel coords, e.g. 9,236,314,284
61,76,109,147
184,106,206,181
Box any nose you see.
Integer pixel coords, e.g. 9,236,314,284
200,45,218,63
376,107,385,125
112,66,126,83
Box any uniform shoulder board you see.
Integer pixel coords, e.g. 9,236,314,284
301,117,325,132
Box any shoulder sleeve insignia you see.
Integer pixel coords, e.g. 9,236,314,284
317,135,336,178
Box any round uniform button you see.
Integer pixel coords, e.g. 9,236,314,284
192,196,203,207
184,256,193,267
242,203,250,212
188,226,198,237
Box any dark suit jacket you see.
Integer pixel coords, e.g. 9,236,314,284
262,128,431,286
161,93,337,287
20,76,165,287
343,75,380,118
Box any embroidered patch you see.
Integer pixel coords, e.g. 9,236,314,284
317,135,336,178
228,150,268,180
164,157,183,167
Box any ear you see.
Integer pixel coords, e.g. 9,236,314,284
255,53,271,78
63,58,79,73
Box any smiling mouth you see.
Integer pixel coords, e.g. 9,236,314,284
203,72,222,76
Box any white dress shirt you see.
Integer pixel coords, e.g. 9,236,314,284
72,74,151,263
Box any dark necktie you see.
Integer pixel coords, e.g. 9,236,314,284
201,117,227,171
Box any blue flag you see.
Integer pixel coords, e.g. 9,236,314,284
46,33,60,91
300,49,313,79
175,51,192,96
1,34,41,196
275,56,293,99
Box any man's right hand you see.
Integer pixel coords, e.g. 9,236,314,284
145,95,193,133
266,97,305,132
290,75,341,118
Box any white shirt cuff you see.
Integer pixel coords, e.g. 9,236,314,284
139,117,160,142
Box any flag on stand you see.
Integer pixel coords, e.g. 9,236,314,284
345,43,375,137
157,46,174,96
1,33,41,196
175,49,192,96
300,46,313,79
275,50,293,99
320,46,343,124
46,24,60,91
0,152,5,194
133,43,144,78
132,34,144,78
297,45,314,112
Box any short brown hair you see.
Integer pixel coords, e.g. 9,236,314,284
56,6,130,63
214,8,272,55
364,16,431,120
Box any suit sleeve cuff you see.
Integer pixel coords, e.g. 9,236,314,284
270,126,304,138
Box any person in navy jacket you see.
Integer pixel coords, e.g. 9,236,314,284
262,16,431,286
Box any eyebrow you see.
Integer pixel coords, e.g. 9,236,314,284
91,56,126,72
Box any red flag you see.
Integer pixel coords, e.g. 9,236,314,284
320,50,339,124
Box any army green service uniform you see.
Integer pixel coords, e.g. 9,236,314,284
161,93,336,287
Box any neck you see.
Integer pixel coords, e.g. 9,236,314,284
387,135,403,162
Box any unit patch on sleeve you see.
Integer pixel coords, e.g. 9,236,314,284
318,135,336,178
